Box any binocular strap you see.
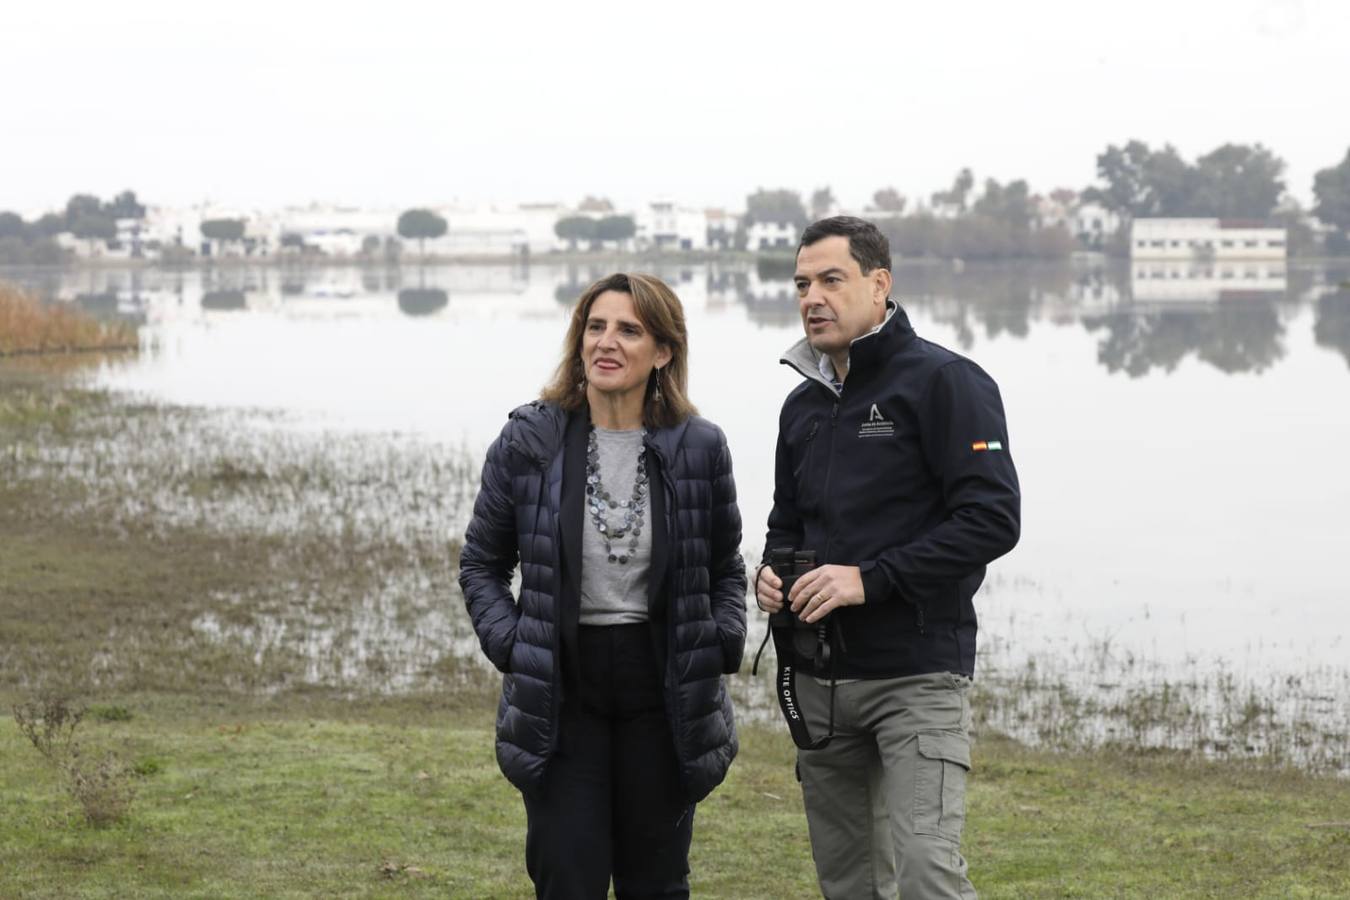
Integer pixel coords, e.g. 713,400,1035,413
752,619,836,751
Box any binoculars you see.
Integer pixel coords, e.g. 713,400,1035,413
767,547,818,633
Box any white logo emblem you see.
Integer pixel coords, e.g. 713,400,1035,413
859,404,895,438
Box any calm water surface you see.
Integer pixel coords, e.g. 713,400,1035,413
8,260,1350,759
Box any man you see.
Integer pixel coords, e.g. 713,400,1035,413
756,216,1020,899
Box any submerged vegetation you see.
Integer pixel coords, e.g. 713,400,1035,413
0,282,138,356
2,370,1348,896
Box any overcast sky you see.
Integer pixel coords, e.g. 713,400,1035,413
2,0,1346,216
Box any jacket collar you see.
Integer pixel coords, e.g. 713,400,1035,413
779,299,913,393
507,400,691,471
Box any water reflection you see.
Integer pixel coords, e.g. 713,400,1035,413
202,289,247,311
1083,298,1286,376
397,288,449,316
1316,289,1350,369
6,258,1347,378
1131,261,1286,304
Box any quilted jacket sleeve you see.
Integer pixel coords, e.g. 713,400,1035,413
458,431,522,673
709,428,747,674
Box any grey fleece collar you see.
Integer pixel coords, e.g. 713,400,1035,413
780,299,899,396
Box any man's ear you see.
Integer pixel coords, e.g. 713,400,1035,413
872,268,893,305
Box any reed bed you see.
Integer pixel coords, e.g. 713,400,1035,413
0,282,137,356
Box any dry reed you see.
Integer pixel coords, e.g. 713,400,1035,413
0,282,137,356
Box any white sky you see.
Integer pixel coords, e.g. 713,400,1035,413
2,0,1346,216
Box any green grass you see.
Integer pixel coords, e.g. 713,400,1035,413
2,701,1348,898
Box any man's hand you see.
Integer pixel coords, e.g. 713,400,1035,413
789,565,865,624
755,565,784,614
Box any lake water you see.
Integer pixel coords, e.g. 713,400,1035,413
8,259,1350,768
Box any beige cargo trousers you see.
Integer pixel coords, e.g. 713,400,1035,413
797,671,978,899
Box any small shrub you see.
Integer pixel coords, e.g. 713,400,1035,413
12,695,137,826
12,694,83,764
65,748,137,826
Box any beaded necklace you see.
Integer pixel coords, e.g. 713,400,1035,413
585,426,648,565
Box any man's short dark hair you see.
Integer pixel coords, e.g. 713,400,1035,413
797,216,891,274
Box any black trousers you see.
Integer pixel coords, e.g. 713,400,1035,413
523,623,693,900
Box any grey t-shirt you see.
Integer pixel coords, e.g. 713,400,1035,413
579,427,652,625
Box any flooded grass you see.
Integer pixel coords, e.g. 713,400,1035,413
4,367,1348,778
0,283,137,356
971,645,1350,775
0,370,485,703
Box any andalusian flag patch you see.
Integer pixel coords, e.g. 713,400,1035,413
972,440,1003,452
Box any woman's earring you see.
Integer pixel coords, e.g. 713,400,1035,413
652,368,663,403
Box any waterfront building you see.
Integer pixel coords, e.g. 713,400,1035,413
1131,218,1287,261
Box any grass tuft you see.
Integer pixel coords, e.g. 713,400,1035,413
0,282,137,356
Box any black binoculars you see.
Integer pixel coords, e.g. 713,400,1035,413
767,547,817,627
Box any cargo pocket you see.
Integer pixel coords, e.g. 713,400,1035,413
913,730,971,842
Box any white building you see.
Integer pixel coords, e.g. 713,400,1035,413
1070,201,1120,246
446,203,565,256
280,206,396,256
634,200,707,252
704,209,739,251
1131,218,1287,261
746,221,797,251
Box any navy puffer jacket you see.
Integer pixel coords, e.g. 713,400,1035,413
458,401,746,802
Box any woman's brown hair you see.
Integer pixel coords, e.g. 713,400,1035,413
540,272,697,428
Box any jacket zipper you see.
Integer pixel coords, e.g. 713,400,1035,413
821,400,839,560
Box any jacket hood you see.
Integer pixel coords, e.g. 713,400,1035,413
502,401,567,468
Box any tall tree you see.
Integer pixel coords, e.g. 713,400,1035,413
105,190,146,220
973,179,1032,229
30,213,66,238
872,187,906,213
71,213,116,254
744,188,808,227
200,219,245,242
594,215,636,246
396,208,448,256
0,212,24,239
931,168,974,213
1085,140,1286,219
64,194,102,227
810,186,835,219
1313,148,1350,246
1141,145,1195,216
1190,143,1286,218
1084,141,1156,216
554,216,598,250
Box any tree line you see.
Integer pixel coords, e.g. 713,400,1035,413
5,142,1350,265
742,141,1350,259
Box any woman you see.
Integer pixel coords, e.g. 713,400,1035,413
458,272,746,899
